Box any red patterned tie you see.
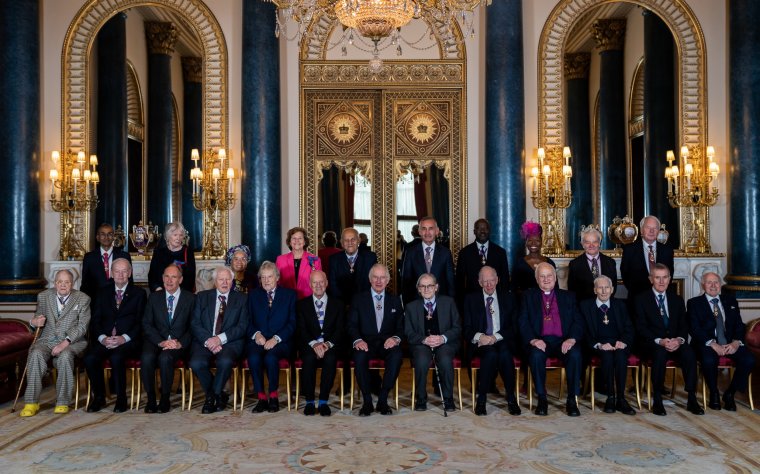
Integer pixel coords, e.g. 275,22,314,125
215,295,227,335
103,252,110,279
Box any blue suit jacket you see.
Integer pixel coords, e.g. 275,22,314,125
247,286,296,345
687,293,746,346
518,288,584,346
401,241,455,304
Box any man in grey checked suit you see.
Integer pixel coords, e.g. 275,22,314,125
20,269,90,417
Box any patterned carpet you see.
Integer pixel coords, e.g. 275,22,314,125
1,379,758,473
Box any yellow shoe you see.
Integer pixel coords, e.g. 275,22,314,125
54,405,69,414
19,403,40,417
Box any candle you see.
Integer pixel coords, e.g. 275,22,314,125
212,168,220,180
51,151,60,164
89,155,98,167
191,148,200,162
77,151,86,163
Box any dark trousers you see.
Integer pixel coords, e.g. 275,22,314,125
141,344,186,401
300,347,338,402
697,344,755,394
189,343,241,397
471,340,517,403
411,344,456,402
247,342,290,396
84,340,137,402
593,347,630,398
645,342,698,397
354,341,402,405
528,337,582,398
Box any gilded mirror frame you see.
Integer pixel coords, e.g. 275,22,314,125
539,0,708,252
60,0,228,256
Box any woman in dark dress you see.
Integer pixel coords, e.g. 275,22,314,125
225,244,256,293
148,221,196,292
512,221,556,297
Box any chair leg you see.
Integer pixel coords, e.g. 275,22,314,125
339,368,344,411
238,370,246,411
74,367,80,411
411,369,416,410
187,368,194,410
559,368,566,400
702,368,707,408
350,368,355,410
295,367,301,411
456,367,462,411
590,367,596,412
515,367,520,405
394,375,399,410
286,368,291,412
470,368,477,412
749,373,754,411
647,366,652,410
633,366,641,410
528,370,533,410
233,368,238,412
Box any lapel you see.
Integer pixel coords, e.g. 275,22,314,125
57,291,75,321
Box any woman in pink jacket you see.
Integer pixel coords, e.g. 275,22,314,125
275,226,322,299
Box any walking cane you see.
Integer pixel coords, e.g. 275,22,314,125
12,326,42,413
428,330,447,418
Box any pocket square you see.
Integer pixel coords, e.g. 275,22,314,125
74,305,79,310
731,306,736,310
391,309,396,313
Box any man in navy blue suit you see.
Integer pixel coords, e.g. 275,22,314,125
85,258,146,413
189,266,249,414
519,262,584,417
349,264,404,416
401,216,455,305
455,218,510,306
80,223,131,301
687,272,754,411
247,261,296,413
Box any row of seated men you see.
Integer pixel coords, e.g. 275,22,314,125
19,252,753,419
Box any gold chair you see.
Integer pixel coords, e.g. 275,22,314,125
410,356,463,411
134,359,188,411
187,364,239,411
349,359,399,410
293,358,345,411
84,359,141,410
469,356,521,412
587,354,642,411
700,357,754,410
238,358,290,411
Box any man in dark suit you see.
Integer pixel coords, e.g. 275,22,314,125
519,262,584,417
141,264,196,413
349,263,404,416
328,227,378,303
634,263,703,416
247,260,296,413
85,258,146,413
80,223,131,301
190,266,249,414
621,215,674,305
463,266,521,416
401,216,455,305
579,275,636,415
687,272,755,411
405,273,461,412
296,270,344,416
568,227,617,302
455,218,510,306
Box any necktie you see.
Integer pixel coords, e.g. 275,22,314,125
711,298,728,345
374,294,383,332
425,301,434,320
116,289,123,309
315,300,325,329
591,257,599,278
267,290,274,308
648,245,656,272
425,246,433,272
657,293,669,328
215,295,227,335
479,245,487,265
485,296,494,335
348,255,355,274
103,252,110,279
57,295,67,317
600,303,609,324
167,294,175,323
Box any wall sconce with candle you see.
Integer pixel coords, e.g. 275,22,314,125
530,146,573,254
190,148,236,259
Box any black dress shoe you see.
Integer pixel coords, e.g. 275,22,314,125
113,399,128,413
319,404,332,416
87,397,105,413
507,399,522,416
252,399,269,413
475,402,487,416
201,397,217,414
158,398,171,413
217,392,229,411
708,392,722,410
359,403,374,416
376,402,393,415
443,398,456,412
534,398,548,416
566,400,581,417
616,398,636,416
304,403,316,416
268,398,280,413
687,396,704,415
723,392,737,411
144,400,158,414
414,400,427,411
652,398,667,416
603,397,616,414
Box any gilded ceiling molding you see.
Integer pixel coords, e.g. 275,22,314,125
590,18,627,52
301,61,465,86
144,21,178,55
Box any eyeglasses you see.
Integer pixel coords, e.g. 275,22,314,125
417,284,437,291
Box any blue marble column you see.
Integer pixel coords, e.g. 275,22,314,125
181,57,203,252
564,53,592,250
592,19,628,249
486,0,525,272
96,13,128,247
242,0,281,265
643,10,679,245
145,22,177,228
726,0,760,295
0,0,45,301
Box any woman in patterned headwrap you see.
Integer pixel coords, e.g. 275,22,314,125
225,244,255,293
512,221,556,296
